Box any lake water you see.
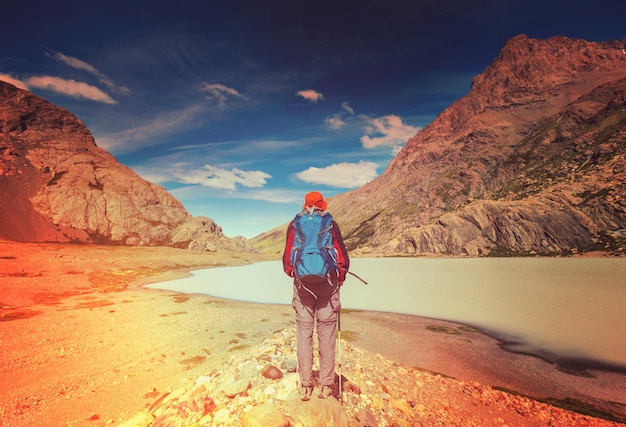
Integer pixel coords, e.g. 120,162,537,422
147,257,626,370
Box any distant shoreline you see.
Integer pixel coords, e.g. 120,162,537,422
145,266,626,375
142,256,626,374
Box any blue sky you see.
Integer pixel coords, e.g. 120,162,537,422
1,1,624,238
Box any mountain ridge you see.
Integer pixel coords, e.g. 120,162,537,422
253,34,626,257
0,81,251,252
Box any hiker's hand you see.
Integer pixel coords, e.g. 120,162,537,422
338,270,346,283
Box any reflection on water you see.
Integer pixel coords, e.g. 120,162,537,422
148,257,626,370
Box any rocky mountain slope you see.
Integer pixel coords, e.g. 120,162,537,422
253,35,626,256
0,81,250,252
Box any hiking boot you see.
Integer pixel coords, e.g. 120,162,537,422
300,385,313,401
318,385,333,399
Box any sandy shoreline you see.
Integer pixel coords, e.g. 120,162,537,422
1,241,625,426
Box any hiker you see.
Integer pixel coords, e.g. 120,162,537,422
282,191,350,401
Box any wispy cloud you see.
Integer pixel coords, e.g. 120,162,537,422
235,188,303,203
1,52,127,104
0,73,28,90
170,164,272,191
202,83,247,107
96,104,205,153
360,114,420,149
47,51,131,95
169,185,302,205
296,161,378,188
1,73,117,104
25,75,117,104
296,89,324,103
159,138,305,170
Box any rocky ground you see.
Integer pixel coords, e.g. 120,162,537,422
120,327,625,427
0,240,624,426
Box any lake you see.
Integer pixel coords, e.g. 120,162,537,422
147,257,626,370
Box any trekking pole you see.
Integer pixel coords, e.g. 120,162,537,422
337,308,343,404
344,269,368,285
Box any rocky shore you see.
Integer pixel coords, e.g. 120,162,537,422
1,241,624,426
120,327,625,427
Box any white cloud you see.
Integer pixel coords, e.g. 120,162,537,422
325,101,355,130
0,74,28,90
171,164,272,191
325,114,346,130
48,51,130,95
132,167,174,186
296,161,378,188
360,114,420,149
25,75,117,104
296,89,324,103
202,83,246,107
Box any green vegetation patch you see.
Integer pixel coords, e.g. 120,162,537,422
173,295,190,303
575,187,613,204
179,355,207,370
340,308,365,315
457,325,481,333
486,247,572,257
0,309,43,321
426,325,461,335
345,212,381,250
47,170,67,186
583,230,625,254
339,330,359,342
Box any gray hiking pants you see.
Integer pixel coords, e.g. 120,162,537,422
292,276,340,388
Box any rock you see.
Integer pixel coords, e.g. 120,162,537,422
280,359,297,373
213,408,233,424
283,390,350,427
261,365,283,380
391,398,414,417
241,403,289,427
356,408,378,426
221,377,250,398
240,360,260,380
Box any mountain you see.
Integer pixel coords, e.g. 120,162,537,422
0,81,251,252
253,35,626,256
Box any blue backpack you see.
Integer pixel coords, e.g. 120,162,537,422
290,209,336,279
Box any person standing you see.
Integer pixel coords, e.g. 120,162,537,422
282,191,350,401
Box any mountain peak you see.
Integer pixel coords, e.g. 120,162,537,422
320,35,626,256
